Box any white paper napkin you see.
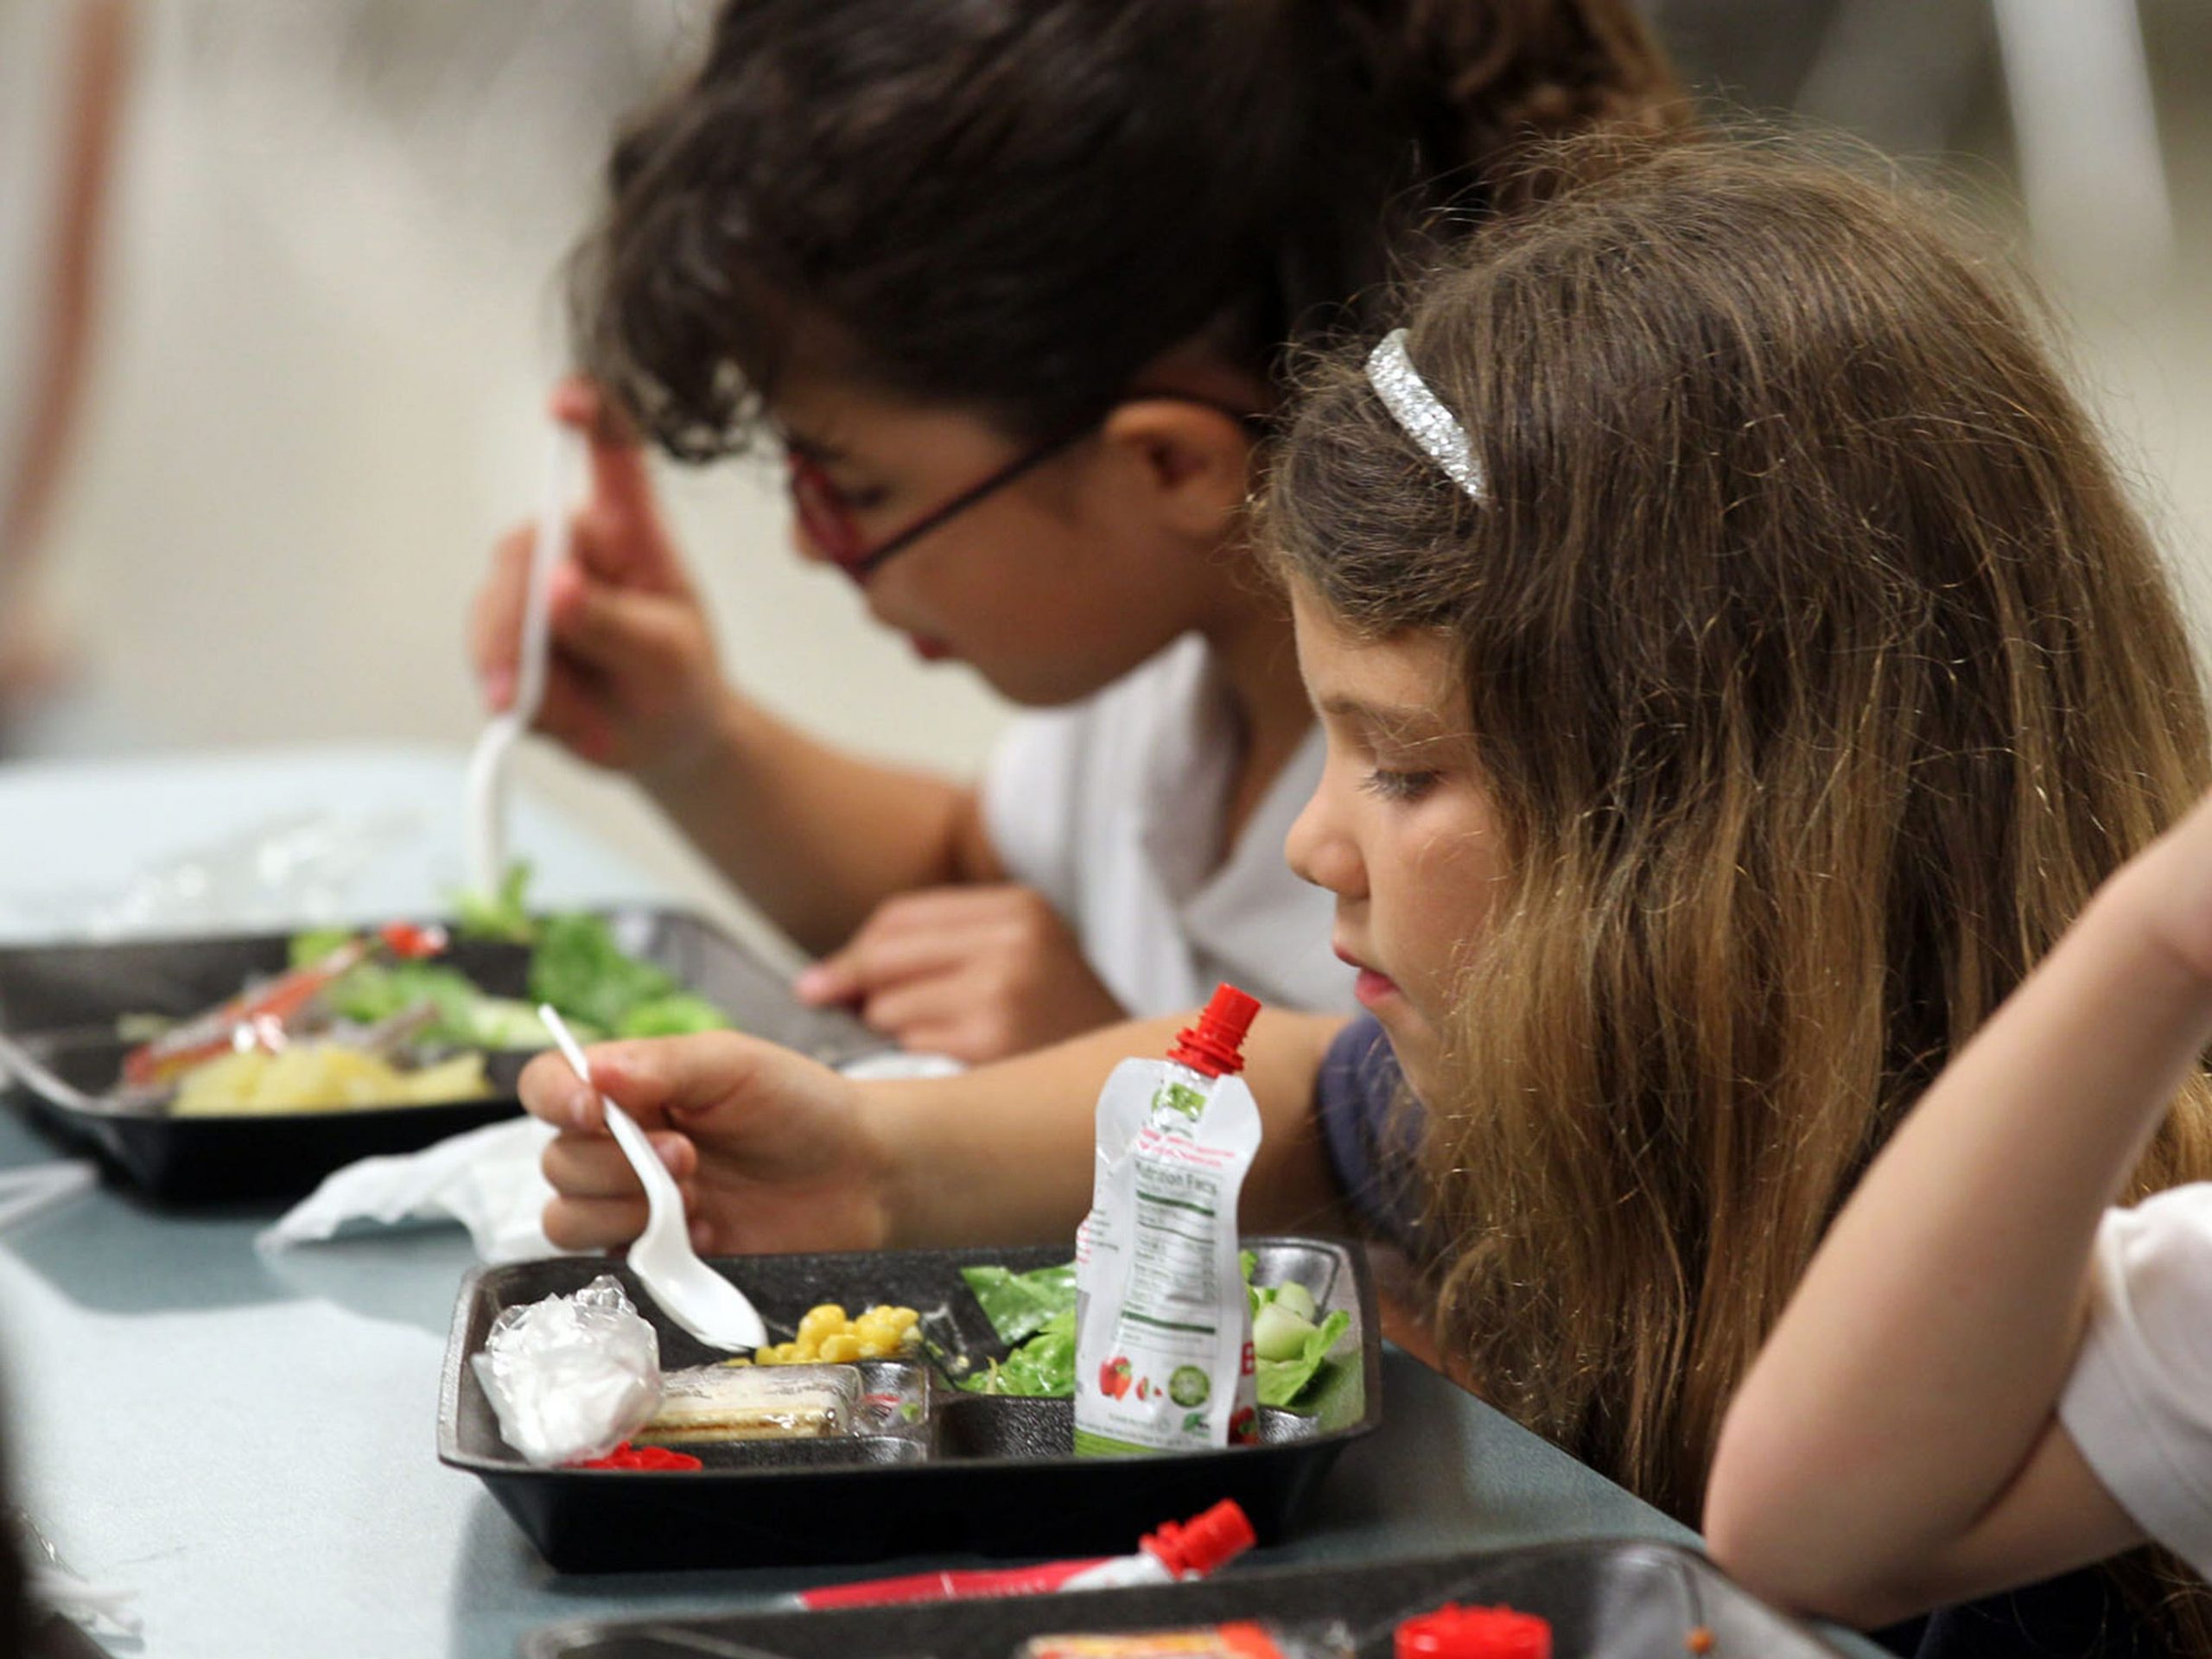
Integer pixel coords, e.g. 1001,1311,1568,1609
259,1115,569,1263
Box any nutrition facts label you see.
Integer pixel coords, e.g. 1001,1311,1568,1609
1128,1135,1233,1332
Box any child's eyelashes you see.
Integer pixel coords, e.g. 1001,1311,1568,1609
1362,768,1441,804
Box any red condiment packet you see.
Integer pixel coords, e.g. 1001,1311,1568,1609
572,1441,702,1471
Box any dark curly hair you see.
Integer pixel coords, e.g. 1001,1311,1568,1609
570,0,1685,461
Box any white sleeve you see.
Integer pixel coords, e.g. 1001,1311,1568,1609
979,707,1087,917
2057,1183,2212,1581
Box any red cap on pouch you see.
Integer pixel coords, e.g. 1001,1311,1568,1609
1167,984,1262,1077
1141,1499,1257,1577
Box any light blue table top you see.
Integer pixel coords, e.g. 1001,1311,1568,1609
0,745,1879,1659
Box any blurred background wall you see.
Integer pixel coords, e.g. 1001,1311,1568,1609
4,0,2209,938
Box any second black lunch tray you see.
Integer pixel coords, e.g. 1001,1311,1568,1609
522,1535,1849,1658
439,1238,1380,1573
0,907,882,1202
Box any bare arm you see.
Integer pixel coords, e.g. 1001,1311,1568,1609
526,1007,1352,1255
873,1007,1353,1247
1705,803,2212,1624
644,685,1002,955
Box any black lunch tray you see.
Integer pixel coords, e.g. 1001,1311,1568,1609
523,1535,1848,1658
440,1239,1380,1574
0,907,881,1202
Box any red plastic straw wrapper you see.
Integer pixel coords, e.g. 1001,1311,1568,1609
785,1498,1256,1611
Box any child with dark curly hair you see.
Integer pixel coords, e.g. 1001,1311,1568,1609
469,0,1682,1063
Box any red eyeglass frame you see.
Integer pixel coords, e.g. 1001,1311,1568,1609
785,395,1268,583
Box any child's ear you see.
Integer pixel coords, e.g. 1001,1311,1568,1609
1099,399,1255,537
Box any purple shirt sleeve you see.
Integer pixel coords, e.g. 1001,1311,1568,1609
1314,1014,1425,1251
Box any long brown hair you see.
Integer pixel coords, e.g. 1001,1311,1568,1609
1268,137,2212,1607
569,0,1684,461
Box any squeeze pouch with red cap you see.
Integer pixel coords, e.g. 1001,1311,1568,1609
1074,984,1263,1456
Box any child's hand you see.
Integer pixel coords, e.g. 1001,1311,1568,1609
520,1032,895,1256
792,885,1127,1063
469,379,727,779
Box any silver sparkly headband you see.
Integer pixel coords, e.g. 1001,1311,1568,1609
1364,328,1485,501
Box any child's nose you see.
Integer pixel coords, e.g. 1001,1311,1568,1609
1285,791,1364,899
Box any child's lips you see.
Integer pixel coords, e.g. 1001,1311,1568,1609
1352,968,1399,1008
908,634,951,662
1335,944,1399,1007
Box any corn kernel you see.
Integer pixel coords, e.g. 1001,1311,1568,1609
760,1301,924,1367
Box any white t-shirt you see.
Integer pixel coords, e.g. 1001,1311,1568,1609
2057,1182,2212,1580
982,633,1355,1021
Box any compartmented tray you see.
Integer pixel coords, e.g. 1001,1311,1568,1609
524,1535,1847,1658
0,908,881,1202
439,1238,1379,1573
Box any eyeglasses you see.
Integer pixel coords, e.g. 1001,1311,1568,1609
785,396,1267,583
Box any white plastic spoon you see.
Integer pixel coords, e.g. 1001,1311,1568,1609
536,1004,768,1351
465,427,579,899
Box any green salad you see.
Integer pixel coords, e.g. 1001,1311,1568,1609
289,865,733,1050
956,1254,1351,1410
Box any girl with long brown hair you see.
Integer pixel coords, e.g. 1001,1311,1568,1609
520,139,2212,1651
1266,133,2212,1531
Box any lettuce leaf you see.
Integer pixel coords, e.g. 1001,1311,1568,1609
1255,1308,1351,1408
322,960,484,1039
454,862,538,944
960,1262,1079,1344
529,912,724,1034
960,1310,1077,1396
615,992,730,1038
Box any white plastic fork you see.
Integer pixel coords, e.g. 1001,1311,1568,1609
465,426,579,899
536,1004,768,1351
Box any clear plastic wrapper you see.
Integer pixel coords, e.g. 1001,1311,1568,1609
856,1358,931,1438
11,810,421,941
638,1363,859,1444
472,1274,662,1466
